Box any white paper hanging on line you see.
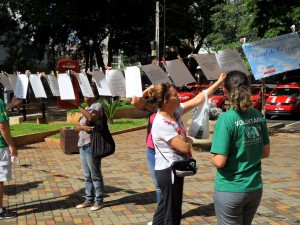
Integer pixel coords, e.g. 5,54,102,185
140,64,171,84
14,74,29,99
106,69,126,96
124,66,143,98
165,59,196,86
45,74,60,96
0,73,13,90
190,53,222,80
91,70,112,96
215,49,249,75
29,74,47,98
75,72,94,97
58,73,75,100
7,73,17,91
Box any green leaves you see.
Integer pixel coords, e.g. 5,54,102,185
99,98,121,124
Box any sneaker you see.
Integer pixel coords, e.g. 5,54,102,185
90,203,103,211
0,208,17,219
76,202,94,209
147,222,153,225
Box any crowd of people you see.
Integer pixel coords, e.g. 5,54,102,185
0,70,270,225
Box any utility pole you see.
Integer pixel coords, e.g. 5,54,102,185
155,1,160,63
163,0,166,58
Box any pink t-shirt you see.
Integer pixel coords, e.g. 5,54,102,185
146,113,156,149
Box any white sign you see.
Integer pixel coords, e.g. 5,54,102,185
7,73,17,91
215,49,249,76
29,74,47,98
191,53,222,80
140,64,171,84
0,73,13,90
124,66,143,98
106,69,126,96
58,73,75,100
191,49,249,80
45,74,60,96
75,72,94,97
14,74,29,99
91,70,112,96
164,59,196,86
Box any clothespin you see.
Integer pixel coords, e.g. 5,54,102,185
162,56,166,65
68,70,76,76
105,65,112,72
177,54,183,62
86,69,92,75
25,70,31,76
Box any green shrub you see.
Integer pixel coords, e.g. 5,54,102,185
99,98,121,124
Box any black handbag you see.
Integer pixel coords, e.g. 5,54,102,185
89,108,115,159
155,144,197,177
171,158,197,177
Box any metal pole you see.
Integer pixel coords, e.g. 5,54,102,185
261,78,266,115
163,0,166,57
155,1,160,63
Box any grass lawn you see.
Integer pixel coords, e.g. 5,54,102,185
10,118,148,137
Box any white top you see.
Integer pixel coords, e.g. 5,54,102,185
152,103,188,170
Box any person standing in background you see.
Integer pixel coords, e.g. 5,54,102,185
131,85,161,203
210,70,270,225
72,85,105,211
0,97,22,219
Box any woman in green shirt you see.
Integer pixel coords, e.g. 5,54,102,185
210,70,270,225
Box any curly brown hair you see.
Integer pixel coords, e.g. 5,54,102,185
224,71,253,113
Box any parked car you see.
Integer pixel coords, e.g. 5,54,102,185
196,84,210,93
251,85,272,110
177,85,201,102
208,87,227,111
265,82,300,118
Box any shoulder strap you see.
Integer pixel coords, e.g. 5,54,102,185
154,144,169,164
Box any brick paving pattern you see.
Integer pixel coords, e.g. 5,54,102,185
2,123,300,224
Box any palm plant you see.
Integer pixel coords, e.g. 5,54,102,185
99,98,121,124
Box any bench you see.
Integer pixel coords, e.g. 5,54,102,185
17,102,47,121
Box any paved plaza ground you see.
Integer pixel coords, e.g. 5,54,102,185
2,105,300,225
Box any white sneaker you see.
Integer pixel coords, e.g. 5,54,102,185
147,222,153,225
90,203,103,211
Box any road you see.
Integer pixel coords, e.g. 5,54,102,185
267,115,300,132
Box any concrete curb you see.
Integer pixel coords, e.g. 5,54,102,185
267,123,285,129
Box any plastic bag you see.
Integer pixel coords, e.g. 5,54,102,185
188,90,210,139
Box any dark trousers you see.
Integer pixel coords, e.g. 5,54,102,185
152,167,184,225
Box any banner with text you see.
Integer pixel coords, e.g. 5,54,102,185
242,33,300,80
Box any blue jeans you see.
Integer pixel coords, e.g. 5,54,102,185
80,144,104,205
147,147,161,203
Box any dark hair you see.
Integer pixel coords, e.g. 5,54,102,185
224,70,252,112
150,83,173,108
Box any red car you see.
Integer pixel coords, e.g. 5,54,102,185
265,82,300,118
251,85,272,110
208,87,227,111
177,85,201,102
196,84,209,93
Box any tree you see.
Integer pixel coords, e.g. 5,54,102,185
245,0,300,38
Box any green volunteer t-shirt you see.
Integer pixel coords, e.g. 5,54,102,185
0,99,9,147
210,107,270,192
